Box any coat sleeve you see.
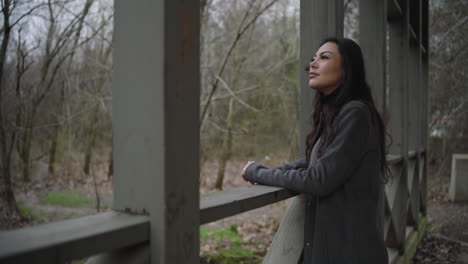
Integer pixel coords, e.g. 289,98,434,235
274,158,307,170
244,103,372,197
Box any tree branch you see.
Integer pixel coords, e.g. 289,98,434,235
214,75,259,112
199,0,279,127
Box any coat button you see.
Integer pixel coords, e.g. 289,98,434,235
306,201,310,206
306,242,310,247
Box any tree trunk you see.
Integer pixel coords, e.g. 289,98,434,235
91,166,101,212
48,84,65,174
20,116,34,182
48,123,59,174
83,105,99,174
0,165,22,228
0,0,23,226
215,99,234,190
107,147,113,181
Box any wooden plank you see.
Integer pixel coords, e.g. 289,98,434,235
420,44,426,55
409,24,418,44
299,0,344,156
360,0,386,113
407,159,420,227
408,44,421,152
387,0,403,21
262,195,305,264
0,186,296,263
420,3,428,213
113,1,200,263
157,1,200,262
388,18,409,156
386,163,403,211
200,185,297,224
409,0,420,38
388,247,400,264
0,212,149,264
113,0,163,214
201,154,404,225
387,154,403,165
388,162,409,252
421,0,429,50
419,154,427,215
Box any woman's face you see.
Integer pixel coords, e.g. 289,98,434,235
308,42,344,95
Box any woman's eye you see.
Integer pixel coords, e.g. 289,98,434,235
311,57,316,61
321,56,328,59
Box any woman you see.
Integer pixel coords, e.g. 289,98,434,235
241,38,390,263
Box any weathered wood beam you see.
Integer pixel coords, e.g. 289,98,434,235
387,0,403,21
112,0,200,263
408,18,421,154
299,0,344,156
0,212,149,264
387,0,410,253
360,0,387,114
200,185,297,225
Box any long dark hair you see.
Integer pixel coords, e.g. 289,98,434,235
305,37,391,183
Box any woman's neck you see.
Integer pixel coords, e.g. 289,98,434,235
321,88,339,105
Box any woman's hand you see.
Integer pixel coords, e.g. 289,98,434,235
241,161,256,184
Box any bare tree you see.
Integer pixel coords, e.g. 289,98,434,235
16,0,95,181
200,0,280,128
0,0,44,227
48,0,95,174
82,14,112,175
428,0,468,173
203,0,300,190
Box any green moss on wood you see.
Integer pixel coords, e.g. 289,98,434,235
401,217,429,264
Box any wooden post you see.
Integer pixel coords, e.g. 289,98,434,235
264,1,343,263
388,0,409,158
299,0,344,155
420,0,429,216
359,0,387,114
112,1,200,263
407,13,421,227
387,0,410,253
408,40,420,153
359,1,387,256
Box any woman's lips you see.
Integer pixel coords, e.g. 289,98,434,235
309,72,319,78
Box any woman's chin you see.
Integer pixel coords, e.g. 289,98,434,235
309,85,321,92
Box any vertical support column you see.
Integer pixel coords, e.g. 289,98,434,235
406,0,422,228
408,42,420,153
387,0,409,253
388,4,409,158
263,1,344,263
113,1,200,264
358,2,387,254
299,0,344,155
420,0,429,216
359,0,387,114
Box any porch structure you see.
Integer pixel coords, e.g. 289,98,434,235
0,0,429,263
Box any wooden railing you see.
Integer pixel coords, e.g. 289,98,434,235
0,150,427,264
384,150,427,263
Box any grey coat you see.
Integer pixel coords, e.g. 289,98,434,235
244,101,388,264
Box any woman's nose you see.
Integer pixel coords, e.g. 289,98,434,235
310,60,318,69
305,60,318,72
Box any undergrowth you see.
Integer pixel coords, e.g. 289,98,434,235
200,224,262,264
43,190,91,207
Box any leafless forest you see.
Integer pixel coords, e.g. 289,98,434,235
0,0,113,226
0,0,467,244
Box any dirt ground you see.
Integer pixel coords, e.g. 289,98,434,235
412,164,468,264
